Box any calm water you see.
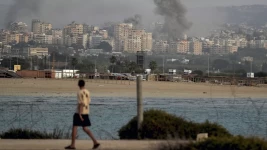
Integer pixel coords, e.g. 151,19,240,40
0,96,267,139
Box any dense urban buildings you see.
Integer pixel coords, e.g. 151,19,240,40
1,18,267,59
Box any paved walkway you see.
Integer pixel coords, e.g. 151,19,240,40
0,140,188,150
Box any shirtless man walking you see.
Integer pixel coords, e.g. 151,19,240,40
65,80,100,149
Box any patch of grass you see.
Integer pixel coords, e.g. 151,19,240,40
158,136,267,150
119,109,231,140
0,127,72,139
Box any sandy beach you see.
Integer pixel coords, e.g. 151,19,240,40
0,78,266,99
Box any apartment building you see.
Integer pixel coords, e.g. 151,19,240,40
64,35,77,46
178,41,190,54
9,22,28,33
90,26,99,32
141,33,153,51
242,56,253,62
0,31,29,44
236,38,248,48
40,23,52,34
34,34,52,44
51,29,63,37
202,40,214,50
99,30,108,39
77,34,88,49
83,24,90,34
211,44,225,55
114,23,133,52
2,45,11,53
226,46,238,53
0,31,9,45
19,34,29,43
8,33,20,44
28,47,49,57
114,23,152,53
89,35,103,48
170,40,190,54
32,19,41,34
190,41,203,55
153,40,169,53
32,19,52,34
169,41,178,53
52,37,63,45
63,22,83,37
127,29,144,53
214,39,226,46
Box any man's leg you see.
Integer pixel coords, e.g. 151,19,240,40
70,126,78,147
82,127,99,145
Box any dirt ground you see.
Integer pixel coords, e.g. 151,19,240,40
0,78,266,99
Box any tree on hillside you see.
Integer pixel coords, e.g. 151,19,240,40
129,61,138,74
192,70,203,76
212,59,230,70
110,56,117,73
71,57,78,77
262,62,267,72
255,72,267,77
149,61,157,74
110,56,117,64
71,44,84,50
96,42,112,52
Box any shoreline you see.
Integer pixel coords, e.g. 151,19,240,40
1,78,266,99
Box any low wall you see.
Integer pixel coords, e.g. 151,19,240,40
17,70,55,78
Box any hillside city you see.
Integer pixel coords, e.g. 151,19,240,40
1,18,267,78
2,20,267,56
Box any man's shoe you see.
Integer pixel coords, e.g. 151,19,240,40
92,143,100,149
65,146,76,149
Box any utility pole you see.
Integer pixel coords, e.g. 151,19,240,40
163,55,165,74
52,52,55,71
9,57,11,70
48,55,51,70
65,56,67,70
30,56,33,70
208,54,210,77
137,76,143,139
250,60,253,73
44,55,47,69
16,49,19,65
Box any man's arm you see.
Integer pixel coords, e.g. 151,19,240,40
79,104,84,121
78,92,85,121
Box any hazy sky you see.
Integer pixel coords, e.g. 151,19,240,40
1,0,267,36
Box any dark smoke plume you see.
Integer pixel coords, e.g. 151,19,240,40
5,0,42,28
124,14,143,29
154,0,192,40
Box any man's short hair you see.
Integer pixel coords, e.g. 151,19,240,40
78,80,85,87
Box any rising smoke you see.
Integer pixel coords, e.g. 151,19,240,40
153,0,192,41
5,0,42,28
124,14,143,29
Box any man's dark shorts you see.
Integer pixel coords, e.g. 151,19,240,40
73,113,91,127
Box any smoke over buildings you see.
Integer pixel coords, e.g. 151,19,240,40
5,0,42,28
123,14,143,29
153,0,192,40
